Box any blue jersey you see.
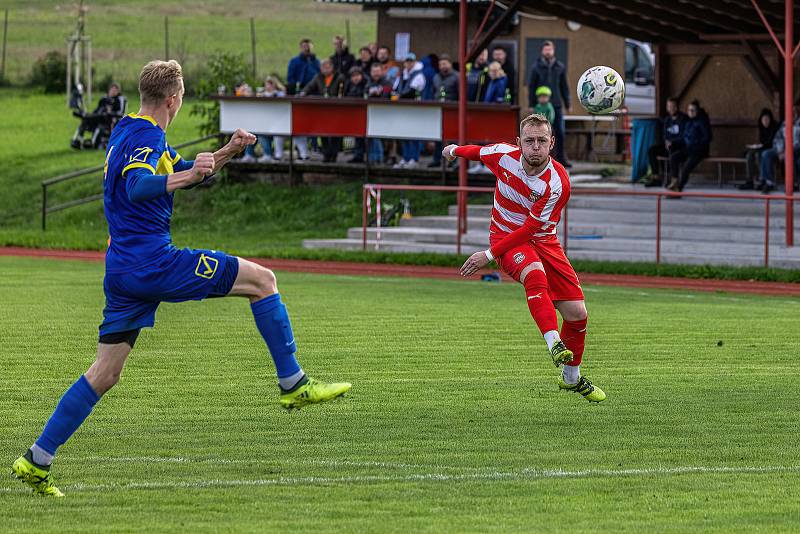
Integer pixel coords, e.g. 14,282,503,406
103,114,193,273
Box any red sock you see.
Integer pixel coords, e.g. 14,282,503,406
523,270,558,335
560,318,587,366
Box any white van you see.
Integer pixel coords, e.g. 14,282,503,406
624,39,656,116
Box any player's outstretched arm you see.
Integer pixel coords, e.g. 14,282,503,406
442,144,483,162
212,128,257,172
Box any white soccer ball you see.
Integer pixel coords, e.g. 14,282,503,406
577,66,625,114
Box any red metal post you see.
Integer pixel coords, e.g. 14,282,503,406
457,0,468,254
784,0,794,246
656,195,662,264
750,0,786,54
765,198,770,267
362,186,368,250
563,204,569,253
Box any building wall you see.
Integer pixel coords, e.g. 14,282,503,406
517,17,624,113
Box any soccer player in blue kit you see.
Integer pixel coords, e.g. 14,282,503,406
12,60,351,497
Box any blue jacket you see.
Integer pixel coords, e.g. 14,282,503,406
683,113,711,149
483,76,508,103
663,112,688,143
286,54,320,94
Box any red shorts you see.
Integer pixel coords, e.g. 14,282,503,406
490,236,584,301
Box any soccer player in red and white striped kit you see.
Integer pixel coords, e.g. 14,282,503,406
445,113,605,403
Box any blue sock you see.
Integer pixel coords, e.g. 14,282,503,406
35,375,100,457
251,294,303,384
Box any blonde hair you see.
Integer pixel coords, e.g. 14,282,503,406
138,60,183,105
264,75,285,92
520,113,552,136
488,61,506,78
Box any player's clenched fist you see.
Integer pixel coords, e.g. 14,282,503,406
191,152,215,181
228,129,257,152
442,144,459,162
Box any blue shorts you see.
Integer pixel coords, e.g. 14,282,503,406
99,247,240,336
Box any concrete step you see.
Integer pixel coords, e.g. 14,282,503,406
356,222,789,245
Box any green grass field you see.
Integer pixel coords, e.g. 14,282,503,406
1,256,799,532
0,1,375,88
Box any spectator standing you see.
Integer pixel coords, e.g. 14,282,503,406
355,63,392,163
242,76,287,163
528,40,571,166
667,99,712,193
287,39,320,95
739,108,780,190
376,46,399,80
355,46,374,74
301,59,345,162
491,47,515,103
643,97,688,187
466,48,489,102
758,104,800,193
532,86,555,123
330,35,355,76
393,53,427,169
483,61,508,103
429,55,459,168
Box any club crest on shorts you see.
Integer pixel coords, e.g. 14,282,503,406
195,253,219,279
513,252,526,264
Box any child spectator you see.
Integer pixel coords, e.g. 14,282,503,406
532,86,555,123
483,61,508,103
242,76,286,163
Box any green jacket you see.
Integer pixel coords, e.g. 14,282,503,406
533,102,556,124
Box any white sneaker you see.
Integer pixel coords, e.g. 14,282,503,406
257,155,273,163
393,159,408,169
404,160,418,169
240,154,256,163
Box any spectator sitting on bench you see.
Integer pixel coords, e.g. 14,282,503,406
666,99,711,193
739,108,780,190
71,82,127,150
643,97,687,187
758,104,800,194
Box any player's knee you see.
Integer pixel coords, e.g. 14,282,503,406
254,266,277,297
563,303,588,322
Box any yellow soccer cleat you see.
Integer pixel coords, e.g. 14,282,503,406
559,375,606,403
11,454,64,497
550,341,574,367
280,377,351,410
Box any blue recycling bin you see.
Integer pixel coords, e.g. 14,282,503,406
630,118,661,182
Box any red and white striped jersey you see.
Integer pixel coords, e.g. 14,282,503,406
458,143,571,241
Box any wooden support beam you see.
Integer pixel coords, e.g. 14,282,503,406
741,39,779,91
466,0,522,64
538,0,689,42
674,55,709,100
740,54,778,100
662,43,746,55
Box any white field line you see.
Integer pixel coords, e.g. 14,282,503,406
4,463,800,494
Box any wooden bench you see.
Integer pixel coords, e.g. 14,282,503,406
656,156,748,188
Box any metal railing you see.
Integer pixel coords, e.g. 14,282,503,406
41,134,218,230
361,183,797,268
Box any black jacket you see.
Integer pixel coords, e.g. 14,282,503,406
301,73,345,97
331,48,356,76
528,56,570,109
663,112,688,143
344,78,367,98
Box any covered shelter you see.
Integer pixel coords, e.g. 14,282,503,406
323,0,798,246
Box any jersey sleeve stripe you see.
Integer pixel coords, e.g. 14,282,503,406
122,162,156,176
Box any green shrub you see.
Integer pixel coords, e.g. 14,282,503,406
190,52,252,137
30,51,67,93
